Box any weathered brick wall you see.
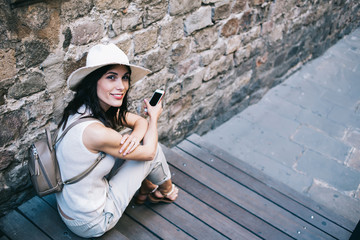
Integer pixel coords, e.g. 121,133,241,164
0,0,359,215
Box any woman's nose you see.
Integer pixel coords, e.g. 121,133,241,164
115,80,124,90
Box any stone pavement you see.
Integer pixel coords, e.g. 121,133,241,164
203,27,360,225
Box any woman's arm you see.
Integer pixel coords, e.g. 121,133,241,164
83,99,162,161
119,112,148,155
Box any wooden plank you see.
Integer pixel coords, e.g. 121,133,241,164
115,214,159,240
18,196,85,240
187,134,355,231
165,145,336,240
350,220,360,240
168,187,261,240
42,194,57,209
169,165,292,240
34,195,128,239
0,210,49,240
177,137,352,240
145,192,228,240
99,229,129,240
124,203,191,239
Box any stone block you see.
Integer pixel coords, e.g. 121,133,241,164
170,39,192,63
241,122,303,167
241,104,300,139
169,0,201,16
8,72,46,100
239,10,253,31
200,49,217,67
295,108,346,139
141,48,167,73
231,0,247,13
270,23,285,43
16,2,50,30
298,149,360,192
176,55,201,77
22,40,50,68
94,0,129,11
221,18,240,37
344,129,360,149
43,63,65,93
71,20,103,45
61,0,93,20
261,94,301,121
0,110,26,147
184,6,213,35
226,35,242,54
251,0,265,6
0,78,15,106
234,45,251,65
0,49,16,81
38,9,61,48
203,55,233,81
347,148,360,171
113,4,143,32
62,27,72,49
293,125,352,163
63,55,87,81
5,164,29,190
169,94,192,117
143,0,167,27
0,150,14,171
307,181,360,225
200,42,226,66
327,105,360,129
115,37,132,56
159,17,184,48
262,21,273,35
181,69,204,94
194,27,218,52
134,28,158,54
213,2,231,21
242,25,261,45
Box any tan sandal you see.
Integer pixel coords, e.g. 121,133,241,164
148,184,178,203
134,179,158,205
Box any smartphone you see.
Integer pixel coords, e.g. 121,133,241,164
149,89,165,106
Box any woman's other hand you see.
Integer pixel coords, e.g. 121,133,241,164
119,134,140,155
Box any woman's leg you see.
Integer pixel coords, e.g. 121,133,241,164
108,144,172,214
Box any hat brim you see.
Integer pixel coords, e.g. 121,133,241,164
67,63,151,90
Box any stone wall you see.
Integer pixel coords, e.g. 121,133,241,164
0,0,359,215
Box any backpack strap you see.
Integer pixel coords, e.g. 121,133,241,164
54,117,95,146
63,152,106,185
54,116,106,185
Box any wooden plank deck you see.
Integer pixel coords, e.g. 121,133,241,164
0,134,356,239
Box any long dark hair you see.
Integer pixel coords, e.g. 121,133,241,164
58,64,130,130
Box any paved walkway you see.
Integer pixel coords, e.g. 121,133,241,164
203,27,360,225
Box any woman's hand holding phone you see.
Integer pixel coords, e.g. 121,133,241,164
144,98,162,121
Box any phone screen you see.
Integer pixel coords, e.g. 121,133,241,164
149,92,163,106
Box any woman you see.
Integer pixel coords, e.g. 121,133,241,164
55,43,178,238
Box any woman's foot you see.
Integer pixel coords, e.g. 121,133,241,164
148,180,179,203
134,179,158,205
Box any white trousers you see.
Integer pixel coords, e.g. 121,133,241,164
60,144,171,238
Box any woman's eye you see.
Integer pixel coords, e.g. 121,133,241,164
122,74,130,80
107,75,116,80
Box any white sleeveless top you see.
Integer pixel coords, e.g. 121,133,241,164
55,105,116,220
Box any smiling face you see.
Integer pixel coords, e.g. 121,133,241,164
97,64,130,111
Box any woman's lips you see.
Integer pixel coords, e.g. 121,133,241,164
111,93,123,100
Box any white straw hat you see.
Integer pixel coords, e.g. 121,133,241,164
67,43,151,90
